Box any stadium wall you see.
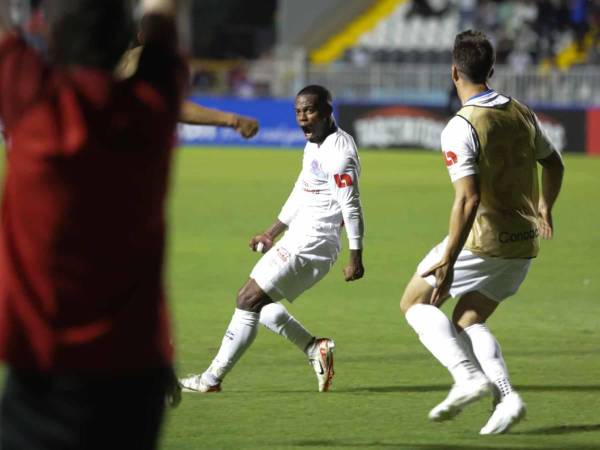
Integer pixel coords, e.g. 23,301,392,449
179,97,600,155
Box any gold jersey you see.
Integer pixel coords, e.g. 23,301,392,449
457,99,540,258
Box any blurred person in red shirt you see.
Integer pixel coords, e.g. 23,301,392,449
0,0,185,449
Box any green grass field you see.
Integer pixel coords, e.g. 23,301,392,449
161,148,600,450
1,146,598,449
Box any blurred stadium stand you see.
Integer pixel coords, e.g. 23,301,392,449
184,0,600,107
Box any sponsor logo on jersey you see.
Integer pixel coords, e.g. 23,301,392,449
444,151,458,167
499,228,539,243
276,247,290,262
302,181,324,194
334,173,353,188
310,159,326,178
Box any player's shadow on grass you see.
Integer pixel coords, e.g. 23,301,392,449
341,384,600,394
290,440,600,450
517,384,600,393
342,385,448,394
513,423,600,435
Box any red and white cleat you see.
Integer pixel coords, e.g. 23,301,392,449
307,338,335,392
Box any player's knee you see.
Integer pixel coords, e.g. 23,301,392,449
235,289,252,311
452,307,480,330
400,275,431,314
400,289,424,314
236,286,263,313
400,294,419,315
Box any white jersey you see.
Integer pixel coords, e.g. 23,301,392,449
440,89,556,182
278,127,364,250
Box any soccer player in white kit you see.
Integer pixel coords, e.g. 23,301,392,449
180,85,365,393
399,31,564,434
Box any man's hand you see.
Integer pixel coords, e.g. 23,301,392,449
231,114,259,139
421,259,453,306
249,234,273,253
343,249,364,282
537,206,553,239
141,0,178,16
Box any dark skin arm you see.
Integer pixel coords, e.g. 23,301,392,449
249,220,364,282
537,151,564,239
422,174,480,306
249,219,287,252
343,249,364,282
180,101,259,138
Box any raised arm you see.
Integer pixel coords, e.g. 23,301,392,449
0,1,10,41
181,101,259,138
135,0,183,97
142,0,177,18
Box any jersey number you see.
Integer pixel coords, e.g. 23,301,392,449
444,151,458,167
334,174,353,188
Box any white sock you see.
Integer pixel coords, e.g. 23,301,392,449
464,323,513,398
259,302,314,353
405,304,479,384
207,308,259,381
456,329,482,371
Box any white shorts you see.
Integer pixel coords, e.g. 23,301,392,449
417,237,532,302
250,232,340,302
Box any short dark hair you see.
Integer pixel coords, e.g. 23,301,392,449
296,85,333,113
452,30,495,84
45,0,134,70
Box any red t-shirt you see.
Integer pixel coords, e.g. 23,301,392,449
0,33,185,374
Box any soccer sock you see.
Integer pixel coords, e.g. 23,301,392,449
464,323,514,398
405,304,479,384
259,302,314,353
207,308,259,381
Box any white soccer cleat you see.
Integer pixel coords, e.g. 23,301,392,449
428,374,492,422
307,338,335,392
480,391,526,434
179,373,222,393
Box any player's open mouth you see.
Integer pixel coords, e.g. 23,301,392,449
301,125,313,137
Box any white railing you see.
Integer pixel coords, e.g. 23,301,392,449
270,52,600,106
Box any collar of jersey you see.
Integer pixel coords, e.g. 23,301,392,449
463,89,510,107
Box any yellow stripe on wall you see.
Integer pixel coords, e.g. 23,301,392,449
310,0,405,64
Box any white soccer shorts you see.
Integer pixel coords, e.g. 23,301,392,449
250,232,340,302
417,237,532,302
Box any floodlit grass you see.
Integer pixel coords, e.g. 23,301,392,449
1,146,599,449
163,148,600,450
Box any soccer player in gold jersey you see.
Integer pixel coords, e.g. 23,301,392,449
399,30,564,434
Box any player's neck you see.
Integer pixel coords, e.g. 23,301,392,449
315,120,338,146
458,83,490,105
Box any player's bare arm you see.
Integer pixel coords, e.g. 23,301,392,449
180,101,259,138
139,0,178,45
423,174,480,305
249,219,287,252
142,0,178,16
0,0,10,40
537,151,564,239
